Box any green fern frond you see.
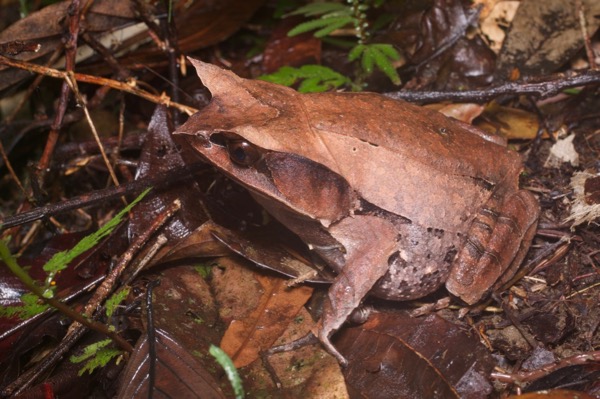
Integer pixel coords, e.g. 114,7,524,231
286,2,349,18
349,43,401,85
288,15,354,37
71,338,123,375
371,45,401,84
260,65,354,92
42,188,151,291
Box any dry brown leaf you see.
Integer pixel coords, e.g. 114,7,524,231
220,274,313,368
425,102,485,124
477,102,542,139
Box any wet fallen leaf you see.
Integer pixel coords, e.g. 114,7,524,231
335,312,495,399
384,0,494,89
425,103,484,124
128,105,209,264
211,222,335,283
156,221,231,263
0,229,124,365
116,328,226,399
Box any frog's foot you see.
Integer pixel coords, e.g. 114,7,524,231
315,215,398,366
446,190,539,304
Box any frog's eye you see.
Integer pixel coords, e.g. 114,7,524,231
226,139,261,167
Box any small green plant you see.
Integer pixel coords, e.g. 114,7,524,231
105,286,131,318
0,188,151,319
0,189,150,375
210,345,244,399
70,338,123,375
70,287,131,375
260,65,357,92
287,2,357,38
261,0,400,92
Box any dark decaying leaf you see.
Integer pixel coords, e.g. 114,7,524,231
433,35,495,90
118,264,232,397
210,222,335,283
147,265,224,368
521,306,573,345
523,364,600,395
127,105,208,252
0,0,137,92
496,0,600,78
384,0,476,64
380,0,495,90
116,328,226,399
153,221,231,263
0,312,68,384
335,312,495,399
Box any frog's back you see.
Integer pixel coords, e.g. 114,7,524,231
298,91,523,231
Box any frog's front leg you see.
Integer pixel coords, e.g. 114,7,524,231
315,215,397,365
446,190,539,304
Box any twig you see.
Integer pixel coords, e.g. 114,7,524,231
491,350,600,385
64,72,121,188
0,162,206,230
38,0,82,173
385,69,600,103
0,55,198,115
0,141,26,195
72,202,177,327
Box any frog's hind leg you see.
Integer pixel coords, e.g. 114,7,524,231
446,190,539,305
315,215,398,365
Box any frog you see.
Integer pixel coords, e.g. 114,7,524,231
175,59,540,365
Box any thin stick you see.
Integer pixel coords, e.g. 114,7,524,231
385,69,600,103
0,162,205,230
492,350,600,384
64,72,121,188
69,199,180,329
576,0,597,70
37,0,82,172
0,55,198,115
